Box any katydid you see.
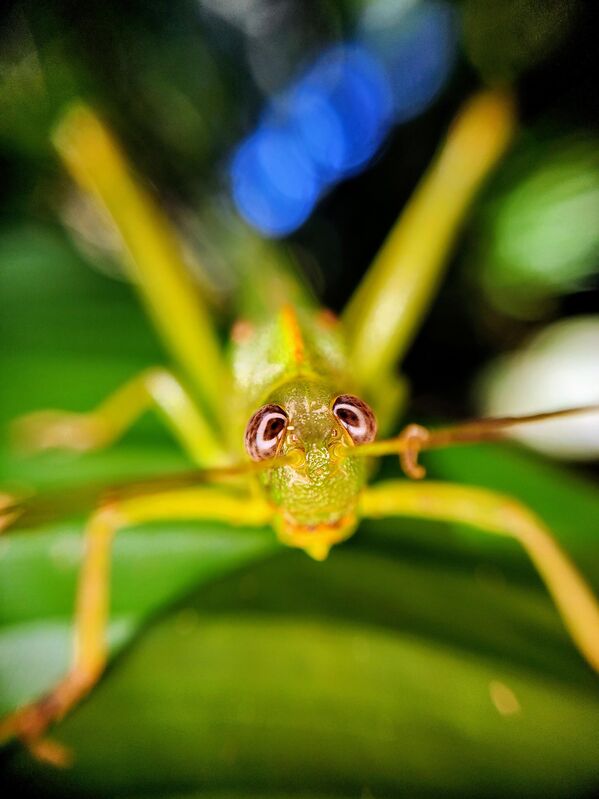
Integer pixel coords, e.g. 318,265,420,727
2,88,599,768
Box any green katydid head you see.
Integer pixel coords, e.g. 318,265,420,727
244,379,377,560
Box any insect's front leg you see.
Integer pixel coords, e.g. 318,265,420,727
13,367,229,468
360,480,599,674
0,486,273,765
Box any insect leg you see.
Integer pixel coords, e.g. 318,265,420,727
53,104,227,428
0,486,273,765
360,480,599,674
343,90,515,405
13,367,230,467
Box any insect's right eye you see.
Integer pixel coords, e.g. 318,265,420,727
332,394,377,444
244,404,289,461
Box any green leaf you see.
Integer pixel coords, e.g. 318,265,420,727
3,551,599,798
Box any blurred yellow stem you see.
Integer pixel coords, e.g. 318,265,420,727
344,89,516,388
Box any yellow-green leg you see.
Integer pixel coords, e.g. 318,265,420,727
344,90,515,394
0,485,273,764
13,367,229,467
360,480,599,674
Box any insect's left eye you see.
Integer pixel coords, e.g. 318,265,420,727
332,394,377,445
244,404,289,461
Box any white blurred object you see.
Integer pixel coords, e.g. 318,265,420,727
478,316,599,459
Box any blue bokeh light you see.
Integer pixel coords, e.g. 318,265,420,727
231,128,318,237
230,0,457,238
362,0,457,122
288,45,393,180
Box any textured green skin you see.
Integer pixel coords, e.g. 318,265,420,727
265,380,367,528
231,307,349,410
231,308,369,535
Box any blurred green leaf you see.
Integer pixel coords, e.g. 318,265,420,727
3,550,599,798
473,136,599,319
0,519,277,715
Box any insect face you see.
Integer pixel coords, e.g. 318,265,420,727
244,381,376,559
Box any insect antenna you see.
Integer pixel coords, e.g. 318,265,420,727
352,404,599,478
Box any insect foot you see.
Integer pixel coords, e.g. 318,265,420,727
397,424,430,479
0,699,73,768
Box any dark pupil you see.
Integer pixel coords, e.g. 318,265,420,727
264,415,285,440
337,407,360,427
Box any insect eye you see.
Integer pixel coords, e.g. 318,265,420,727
244,404,289,461
332,395,377,445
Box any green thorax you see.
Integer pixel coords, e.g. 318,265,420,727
231,305,350,412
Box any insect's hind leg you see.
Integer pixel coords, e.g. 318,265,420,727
0,485,272,765
360,480,599,674
13,367,229,468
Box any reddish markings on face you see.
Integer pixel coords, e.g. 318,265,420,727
316,308,339,329
281,508,356,537
231,319,255,345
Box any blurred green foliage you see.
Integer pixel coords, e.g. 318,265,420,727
474,137,599,319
